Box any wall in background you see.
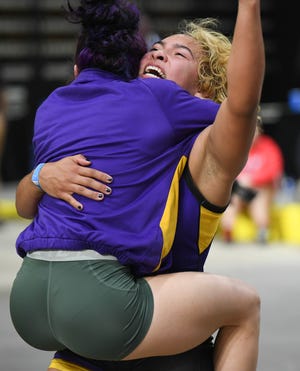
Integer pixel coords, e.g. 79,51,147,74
0,0,299,181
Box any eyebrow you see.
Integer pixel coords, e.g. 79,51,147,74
154,40,195,60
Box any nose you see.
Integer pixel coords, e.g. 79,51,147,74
151,49,167,62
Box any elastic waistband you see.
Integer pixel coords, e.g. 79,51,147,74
27,249,117,262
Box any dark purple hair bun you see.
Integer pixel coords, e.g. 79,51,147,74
65,0,147,79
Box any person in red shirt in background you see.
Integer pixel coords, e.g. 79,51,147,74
221,116,284,244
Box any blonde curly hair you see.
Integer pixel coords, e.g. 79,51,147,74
180,18,231,104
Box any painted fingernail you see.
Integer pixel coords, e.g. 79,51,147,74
106,177,113,183
77,205,83,210
98,193,104,200
105,187,112,194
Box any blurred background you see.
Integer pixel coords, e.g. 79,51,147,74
0,0,300,242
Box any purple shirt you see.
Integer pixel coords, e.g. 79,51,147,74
16,68,219,276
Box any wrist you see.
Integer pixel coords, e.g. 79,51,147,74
31,163,46,191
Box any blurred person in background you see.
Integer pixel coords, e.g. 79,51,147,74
221,116,284,244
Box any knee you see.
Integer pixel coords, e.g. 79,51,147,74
242,285,261,325
251,288,260,313
227,277,261,324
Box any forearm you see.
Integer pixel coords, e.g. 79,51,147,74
189,0,265,206
227,0,265,113
208,0,265,178
15,172,44,219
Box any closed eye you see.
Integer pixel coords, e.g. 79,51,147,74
175,52,187,58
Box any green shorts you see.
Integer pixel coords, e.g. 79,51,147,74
10,257,154,360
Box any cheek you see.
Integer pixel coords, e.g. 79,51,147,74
169,65,190,86
180,70,199,93
187,69,200,92
140,55,147,65
139,55,149,73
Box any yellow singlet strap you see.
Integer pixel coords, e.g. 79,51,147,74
49,358,90,371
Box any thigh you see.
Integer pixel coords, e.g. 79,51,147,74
10,257,64,350
126,271,257,359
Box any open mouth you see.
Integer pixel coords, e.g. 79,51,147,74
143,65,166,79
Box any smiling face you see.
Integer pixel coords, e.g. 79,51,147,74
139,34,202,96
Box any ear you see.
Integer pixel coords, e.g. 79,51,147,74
74,65,79,78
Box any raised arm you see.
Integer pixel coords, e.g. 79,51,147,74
15,154,113,219
189,0,265,207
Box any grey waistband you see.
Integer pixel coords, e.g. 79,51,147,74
27,250,118,262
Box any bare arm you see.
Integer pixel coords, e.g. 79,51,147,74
15,171,44,219
189,0,265,206
15,154,113,219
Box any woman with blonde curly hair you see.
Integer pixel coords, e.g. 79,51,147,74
11,1,264,370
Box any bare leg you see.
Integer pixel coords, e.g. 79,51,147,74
124,272,260,371
249,186,274,241
221,194,246,242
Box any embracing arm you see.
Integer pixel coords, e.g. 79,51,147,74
189,0,265,207
15,171,44,219
15,154,113,219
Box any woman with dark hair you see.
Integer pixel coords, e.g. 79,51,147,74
10,0,265,370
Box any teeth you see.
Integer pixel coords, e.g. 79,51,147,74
144,65,166,79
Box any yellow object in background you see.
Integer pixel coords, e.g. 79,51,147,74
222,203,300,244
278,204,300,244
0,200,19,220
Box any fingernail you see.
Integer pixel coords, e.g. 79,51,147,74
105,187,112,194
106,177,113,183
98,193,104,200
77,205,83,210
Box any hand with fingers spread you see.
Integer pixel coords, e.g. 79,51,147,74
15,154,113,219
39,154,113,211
